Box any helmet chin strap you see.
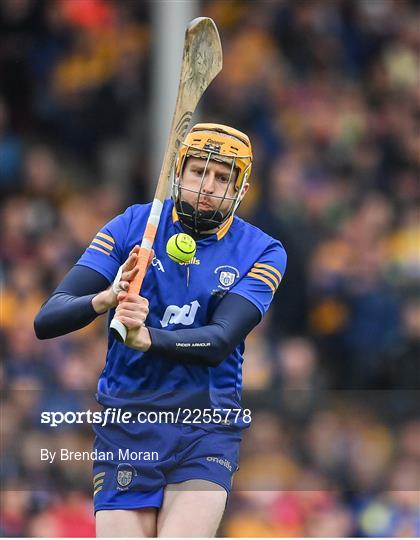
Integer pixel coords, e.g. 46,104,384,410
175,200,225,234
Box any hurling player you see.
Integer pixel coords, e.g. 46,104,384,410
35,124,287,537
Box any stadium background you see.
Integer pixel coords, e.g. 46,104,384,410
0,0,419,537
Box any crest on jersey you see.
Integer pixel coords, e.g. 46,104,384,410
214,265,240,290
220,271,235,287
116,464,135,489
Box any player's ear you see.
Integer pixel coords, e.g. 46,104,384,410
239,182,250,201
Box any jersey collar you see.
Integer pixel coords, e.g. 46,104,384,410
171,204,233,241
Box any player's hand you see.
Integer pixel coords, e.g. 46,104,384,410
92,246,153,314
115,293,149,327
114,294,150,350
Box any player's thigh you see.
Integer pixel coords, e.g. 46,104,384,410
157,479,227,538
96,508,158,538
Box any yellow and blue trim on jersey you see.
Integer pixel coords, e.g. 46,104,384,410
88,232,115,256
93,471,105,496
247,262,282,294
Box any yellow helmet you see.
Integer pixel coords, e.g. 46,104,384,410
175,123,253,191
173,123,253,233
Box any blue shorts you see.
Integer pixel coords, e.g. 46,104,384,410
92,421,242,513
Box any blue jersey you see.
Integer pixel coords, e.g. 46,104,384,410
77,200,286,416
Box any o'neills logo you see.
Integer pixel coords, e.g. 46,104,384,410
206,456,232,471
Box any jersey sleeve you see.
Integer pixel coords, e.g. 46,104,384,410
76,206,133,283
230,241,287,319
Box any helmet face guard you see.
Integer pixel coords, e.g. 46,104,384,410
172,123,253,234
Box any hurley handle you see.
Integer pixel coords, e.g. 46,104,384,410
109,202,162,342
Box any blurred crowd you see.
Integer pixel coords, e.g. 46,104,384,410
1,0,419,537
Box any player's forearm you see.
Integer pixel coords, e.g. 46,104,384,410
146,293,261,367
34,292,99,339
34,265,113,339
122,323,227,366
147,324,229,366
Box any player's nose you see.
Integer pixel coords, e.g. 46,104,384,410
201,171,215,193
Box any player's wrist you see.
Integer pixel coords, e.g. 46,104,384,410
92,288,117,314
134,326,152,352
